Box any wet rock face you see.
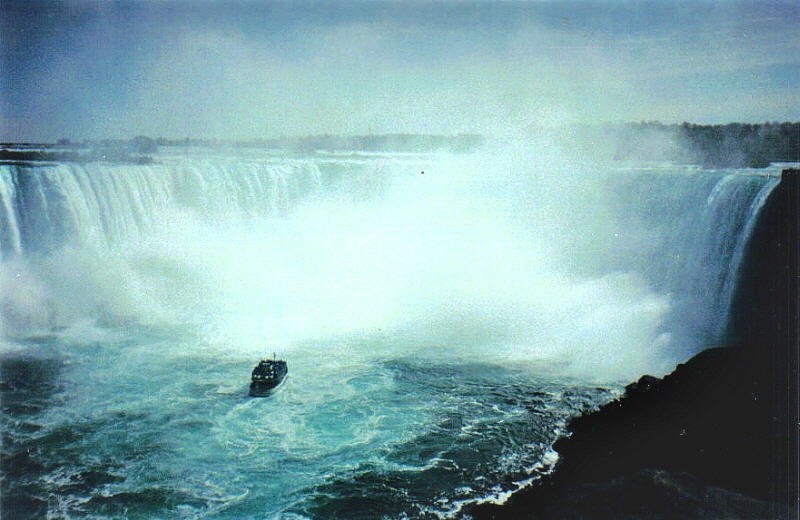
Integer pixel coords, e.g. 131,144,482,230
532,469,771,520
551,347,776,496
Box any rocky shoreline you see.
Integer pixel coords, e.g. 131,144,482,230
466,169,799,520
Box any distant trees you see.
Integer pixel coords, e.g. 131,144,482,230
132,136,158,154
237,134,486,153
0,136,158,164
1,133,487,163
614,122,800,168
145,134,484,153
7,125,796,168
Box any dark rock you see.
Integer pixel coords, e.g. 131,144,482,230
468,343,792,519
624,374,660,396
505,469,771,520
551,347,776,495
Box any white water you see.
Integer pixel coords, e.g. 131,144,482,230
0,147,781,519
0,149,780,376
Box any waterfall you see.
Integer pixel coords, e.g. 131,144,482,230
0,159,328,258
604,168,780,351
0,153,781,374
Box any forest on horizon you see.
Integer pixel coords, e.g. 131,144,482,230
1,122,798,169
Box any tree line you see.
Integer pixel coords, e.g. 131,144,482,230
613,122,799,168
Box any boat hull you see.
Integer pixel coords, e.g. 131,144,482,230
249,377,285,397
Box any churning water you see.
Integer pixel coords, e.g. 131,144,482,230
0,146,781,518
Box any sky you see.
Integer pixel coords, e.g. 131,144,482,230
1,0,798,141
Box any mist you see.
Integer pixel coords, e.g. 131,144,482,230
0,138,690,383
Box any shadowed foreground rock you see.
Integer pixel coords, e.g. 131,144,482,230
467,169,799,520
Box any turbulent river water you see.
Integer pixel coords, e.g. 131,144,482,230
0,147,782,519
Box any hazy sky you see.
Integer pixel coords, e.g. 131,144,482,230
2,0,798,140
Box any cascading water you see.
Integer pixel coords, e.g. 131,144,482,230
601,167,780,354
0,157,325,257
0,148,782,519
